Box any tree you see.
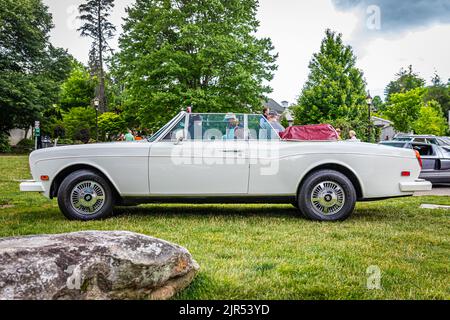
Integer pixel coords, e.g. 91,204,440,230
372,95,385,112
98,112,126,140
385,65,425,101
292,30,367,126
59,62,96,110
63,107,97,142
425,73,450,121
114,0,277,131
0,0,72,134
384,88,426,133
413,100,448,136
78,0,116,113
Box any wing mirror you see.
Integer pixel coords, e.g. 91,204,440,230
174,130,185,145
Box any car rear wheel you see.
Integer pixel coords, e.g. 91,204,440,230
57,170,114,221
297,170,356,221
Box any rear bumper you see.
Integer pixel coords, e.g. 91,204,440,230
399,179,432,192
419,171,450,184
19,180,44,192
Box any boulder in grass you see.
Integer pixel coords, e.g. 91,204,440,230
0,231,199,300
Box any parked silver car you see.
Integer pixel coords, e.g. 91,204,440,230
380,141,450,184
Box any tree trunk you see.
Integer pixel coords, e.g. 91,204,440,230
97,3,106,113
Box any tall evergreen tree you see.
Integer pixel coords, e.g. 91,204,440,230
425,73,450,121
114,0,277,130
78,0,116,113
384,65,425,102
293,29,367,125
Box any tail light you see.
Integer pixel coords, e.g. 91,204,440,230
414,150,422,169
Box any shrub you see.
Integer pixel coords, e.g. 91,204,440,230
0,133,11,153
98,112,127,140
63,107,96,142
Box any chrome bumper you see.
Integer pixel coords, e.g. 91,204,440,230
19,180,45,192
399,179,432,192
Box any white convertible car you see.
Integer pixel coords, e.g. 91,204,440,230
20,111,431,221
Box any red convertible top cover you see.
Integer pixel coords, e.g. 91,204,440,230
280,124,338,141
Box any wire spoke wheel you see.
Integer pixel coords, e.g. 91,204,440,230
310,181,346,216
70,180,106,215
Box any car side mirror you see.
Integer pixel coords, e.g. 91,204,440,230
174,130,184,145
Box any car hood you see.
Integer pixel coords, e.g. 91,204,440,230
29,142,150,165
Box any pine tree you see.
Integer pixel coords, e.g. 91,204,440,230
384,65,425,102
77,0,116,113
114,0,277,130
293,30,367,125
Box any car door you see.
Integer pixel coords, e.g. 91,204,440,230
439,146,450,171
148,113,249,195
246,114,290,195
412,143,437,170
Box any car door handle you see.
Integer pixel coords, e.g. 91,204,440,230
221,149,242,153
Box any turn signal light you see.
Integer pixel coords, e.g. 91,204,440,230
40,175,49,181
401,171,410,177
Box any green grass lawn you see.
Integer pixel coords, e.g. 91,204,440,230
0,155,449,299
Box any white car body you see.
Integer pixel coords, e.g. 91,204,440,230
20,112,431,220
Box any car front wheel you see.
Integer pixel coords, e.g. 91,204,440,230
57,170,115,221
297,170,356,221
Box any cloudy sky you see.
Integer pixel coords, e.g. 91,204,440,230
43,0,450,104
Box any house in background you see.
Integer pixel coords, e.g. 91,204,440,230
371,116,397,141
263,98,294,126
8,128,32,146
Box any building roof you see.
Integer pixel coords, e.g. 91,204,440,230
263,98,285,114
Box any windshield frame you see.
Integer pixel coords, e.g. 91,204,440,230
147,112,186,142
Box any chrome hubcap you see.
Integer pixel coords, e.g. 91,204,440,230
70,181,105,215
311,181,345,215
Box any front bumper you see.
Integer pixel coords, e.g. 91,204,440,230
19,180,45,192
399,179,432,192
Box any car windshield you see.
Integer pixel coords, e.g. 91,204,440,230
393,137,412,141
380,142,406,148
147,114,183,142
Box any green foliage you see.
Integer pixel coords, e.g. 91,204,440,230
114,0,278,131
78,0,117,113
60,63,96,110
328,118,375,141
0,0,72,134
385,65,425,101
56,138,74,145
413,100,448,136
63,107,97,143
293,30,367,126
372,95,385,112
424,74,450,121
0,133,12,153
98,112,126,140
384,88,426,133
12,138,34,154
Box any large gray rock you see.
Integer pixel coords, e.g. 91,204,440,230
0,231,199,300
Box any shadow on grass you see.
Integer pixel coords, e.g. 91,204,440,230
111,202,398,222
113,203,300,219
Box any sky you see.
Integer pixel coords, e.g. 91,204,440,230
43,0,450,105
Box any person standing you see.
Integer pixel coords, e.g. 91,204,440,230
124,130,135,141
335,128,342,140
260,107,270,127
349,130,360,141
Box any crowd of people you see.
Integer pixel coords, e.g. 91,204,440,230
117,130,144,141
